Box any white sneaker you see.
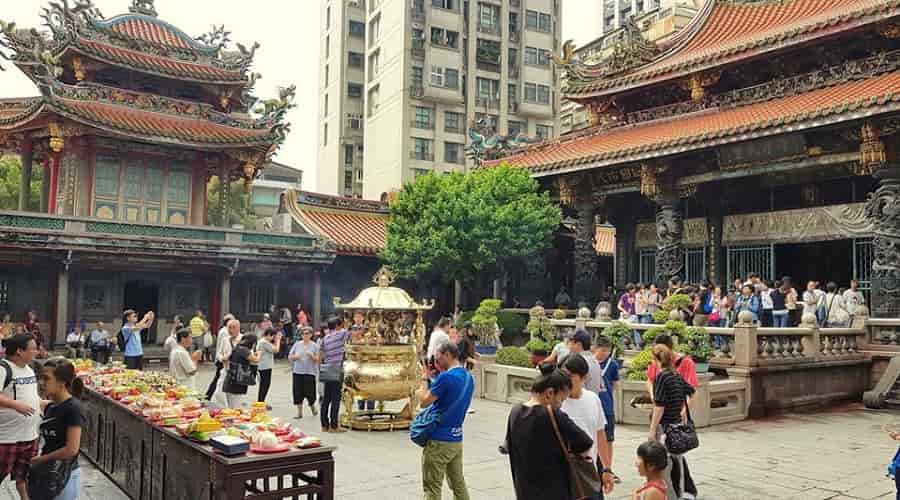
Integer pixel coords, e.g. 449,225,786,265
467,409,476,414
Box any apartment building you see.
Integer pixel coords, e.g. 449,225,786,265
560,0,699,134
318,0,562,200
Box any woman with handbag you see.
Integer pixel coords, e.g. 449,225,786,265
505,363,594,500
222,334,260,409
30,358,84,500
560,354,615,499
648,345,697,500
824,281,851,328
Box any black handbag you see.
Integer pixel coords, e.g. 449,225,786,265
547,405,603,500
227,360,258,386
28,458,76,499
664,405,699,455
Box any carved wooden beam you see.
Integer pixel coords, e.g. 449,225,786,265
680,70,722,102
877,20,900,39
858,121,889,176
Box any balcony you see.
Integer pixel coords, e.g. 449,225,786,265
409,85,425,97
476,60,501,73
411,7,425,21
0,211,330,265
477,23,501,36
509,30,520,43
409,151,434,161
508,101,519,113
411,44,425,60
410,119,435,130
475,96,501,110
508,65,520,79
510,0,521,7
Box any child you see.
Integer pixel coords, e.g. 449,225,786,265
594,336,621,480
633,440,668,500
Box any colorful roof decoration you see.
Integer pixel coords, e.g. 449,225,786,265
563,0,900,99
0,0,256,85
282,190,389,257
495,69,900,175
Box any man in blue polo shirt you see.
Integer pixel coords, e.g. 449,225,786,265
121,309,154,370
415,342,474,500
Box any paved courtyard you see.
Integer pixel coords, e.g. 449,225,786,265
4,361,898,500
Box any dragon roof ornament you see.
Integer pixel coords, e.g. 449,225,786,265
554,16,660,96
465,117,535,167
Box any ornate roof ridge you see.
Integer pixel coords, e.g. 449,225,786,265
91,13,218,55
563,0,900,99
294,190,389,215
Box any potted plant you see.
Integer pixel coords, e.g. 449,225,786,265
472,298,502,354
652,293,692,323
600,321,629,355
526,307,556,366
626,348,655,408
525,338,551,366
677,326,713,373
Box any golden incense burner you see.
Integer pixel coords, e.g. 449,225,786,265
334,267,434,431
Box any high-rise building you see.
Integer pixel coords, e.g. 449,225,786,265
561,0,699,134
318,0,563,200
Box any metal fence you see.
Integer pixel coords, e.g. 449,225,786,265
726,244,774,283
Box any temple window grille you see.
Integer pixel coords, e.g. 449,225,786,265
684,247,707,285
248,286,274,315
726,244,774,285
853,237,873,300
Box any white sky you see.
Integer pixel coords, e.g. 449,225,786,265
1,0,599,190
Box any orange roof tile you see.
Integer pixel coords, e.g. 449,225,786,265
497,70,900,174
567,0,900,97
77,40,243,83
296,209,388,257
108,17,195,50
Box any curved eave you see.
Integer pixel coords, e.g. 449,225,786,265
93,13,220,55
68,40,248,85
0,99,48,130
563,0,900,100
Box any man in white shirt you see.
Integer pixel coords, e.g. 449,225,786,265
0,333,41,499
205,314,235,400
170,329,201,391
426,318,451,380
843,279,866,317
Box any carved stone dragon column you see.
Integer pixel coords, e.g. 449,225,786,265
559,173,604,304
862,121,900,317
641,163,684,286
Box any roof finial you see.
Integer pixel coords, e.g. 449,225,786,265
129,0,157,17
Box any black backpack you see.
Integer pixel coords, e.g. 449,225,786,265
117,329,127,352
0,360,15,398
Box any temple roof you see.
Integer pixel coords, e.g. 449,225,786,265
564,0,900,99
493,69,900,175
0,81,286,151
282,190,389,257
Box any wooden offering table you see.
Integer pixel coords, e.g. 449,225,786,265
80,388,335,499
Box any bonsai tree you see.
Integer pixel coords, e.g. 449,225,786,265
642,320,687,346
472,298,502,345
496,346,533,368
526,308,555,354
652,293,693,323
626,348,654,381
676,326,713,364
600,321,629,354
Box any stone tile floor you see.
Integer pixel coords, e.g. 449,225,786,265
2,362,897,499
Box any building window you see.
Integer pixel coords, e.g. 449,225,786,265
536,124,552,140
445,68,459,89
509,11,519,32
524,46,550,66
347,113,363,130
476,77,499,98
524,82,550,104
368,50,380,81
526,10,551,32
369,15,381,44
508,120,525,137
348,51,364,68
349,20,365,37
412,137,434,161
413,106,433,129
478,3,500,31
344,170,354,192
412,28,425,49
344,144,354,168
248,286,274,315
368,85,380,116
411,66,424,88
93,155,190,224
323,123,328,145
444,142,463,164
430,27,459,49
444,111,462,133
432,0,456,10
348,82,363,98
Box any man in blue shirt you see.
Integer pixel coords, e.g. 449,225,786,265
121,309,154,370
415,342,474,500
593,336,621,481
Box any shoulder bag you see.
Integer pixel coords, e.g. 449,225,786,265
226,352,257,386
409,372,473,447
547,405,603,500
664,401,699,455
28,457,76,499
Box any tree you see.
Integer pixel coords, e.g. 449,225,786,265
0,155,42,211
383,163,561,283
206,176,257,228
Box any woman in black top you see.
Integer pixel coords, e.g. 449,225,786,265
506,363,593,500
33,357,85,500
648,345,697,500
223,334,261,409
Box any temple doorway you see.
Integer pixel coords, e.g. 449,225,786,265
774,240,853,291
124,280,159,343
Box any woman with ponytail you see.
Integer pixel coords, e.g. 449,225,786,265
31,357,84,500
505,362,594,500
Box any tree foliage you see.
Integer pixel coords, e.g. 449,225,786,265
0,156,43,211
206,176,256,228
383,164,561,283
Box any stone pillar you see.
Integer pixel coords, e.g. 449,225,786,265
190,170,206,225
218,167,231,228
17,141,33,211
654,192,684,286
861,122,900,317
573,197,599,303
219,271,231,317
40,160,49,213
609,209,636,289
705,191,725,286
55,269,69,347
312,269,322,328
47,153,61,215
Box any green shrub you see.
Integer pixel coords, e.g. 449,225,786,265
497,310,527,337
600,321,630,354
527,315,555,344
457,310,475,325
626,348,654,381
496,346,534,368
651,309,669,323
643,326,664,345
525,338,552,353
552,308,567,320
664,294,692,311
663,320,688,339
677,326,713,363
472,299,502,327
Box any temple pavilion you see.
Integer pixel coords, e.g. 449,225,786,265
494,0,900,318
0,0,339,343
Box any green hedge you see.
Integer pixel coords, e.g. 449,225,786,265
496,346,534,368
626,348,653,381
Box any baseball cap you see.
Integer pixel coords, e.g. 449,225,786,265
571,330,591,347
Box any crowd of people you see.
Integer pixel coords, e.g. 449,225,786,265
506,328,696,500
610,274,867,334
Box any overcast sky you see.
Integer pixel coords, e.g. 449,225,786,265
1,0,600,189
